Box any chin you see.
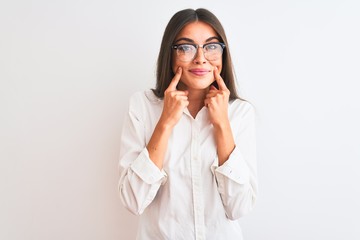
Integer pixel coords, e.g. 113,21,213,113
182,81,212,90
183,76,213,86
190,83,213,90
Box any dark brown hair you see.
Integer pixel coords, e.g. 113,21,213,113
153,8,241,100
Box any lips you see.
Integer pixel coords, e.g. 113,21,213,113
189,68,211,76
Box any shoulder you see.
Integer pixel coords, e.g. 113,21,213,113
128,89,162,107
127,89,163,116
229,99,255,119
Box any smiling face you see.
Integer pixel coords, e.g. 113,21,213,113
172,21,223,92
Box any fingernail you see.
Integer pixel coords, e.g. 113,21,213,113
177,67,182,72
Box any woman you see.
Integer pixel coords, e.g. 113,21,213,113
118,8,257,240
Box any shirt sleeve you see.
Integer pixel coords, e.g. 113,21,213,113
118,93,167,215
211,102,258,220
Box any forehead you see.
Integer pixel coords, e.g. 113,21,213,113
175,21,218,41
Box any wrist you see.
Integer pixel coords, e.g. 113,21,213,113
156,118,175,133
212,119,231,130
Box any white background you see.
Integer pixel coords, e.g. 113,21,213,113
1,0,359,239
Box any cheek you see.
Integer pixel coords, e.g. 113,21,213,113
172,59,189,73
210,61,223,73
172,57,184,73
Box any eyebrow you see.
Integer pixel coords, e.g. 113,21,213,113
174,36,220,44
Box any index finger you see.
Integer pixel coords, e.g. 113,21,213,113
168,67,182,90
213,67,228,90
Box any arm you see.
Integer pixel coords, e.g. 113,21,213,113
118,68,188,215
147,67,188,169
205,67,258,220
205,67,235,165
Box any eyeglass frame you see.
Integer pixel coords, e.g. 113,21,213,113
171,42,226,62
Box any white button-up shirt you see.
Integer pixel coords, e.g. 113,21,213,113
118,90,257,240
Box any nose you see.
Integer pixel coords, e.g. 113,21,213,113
193,46,207,64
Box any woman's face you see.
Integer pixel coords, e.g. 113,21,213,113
172,21,223,91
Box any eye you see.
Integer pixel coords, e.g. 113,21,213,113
177,44,194,53
205,43,219,51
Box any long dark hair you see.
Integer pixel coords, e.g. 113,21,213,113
153,8,241,100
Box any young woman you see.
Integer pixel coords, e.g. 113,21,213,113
118,8,257,240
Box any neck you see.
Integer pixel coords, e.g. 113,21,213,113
184,88,209,118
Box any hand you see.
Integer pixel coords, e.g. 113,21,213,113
159,67,189,128
204,67,230,127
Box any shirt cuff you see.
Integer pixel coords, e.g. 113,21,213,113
130,148,167,185
211,145,250,184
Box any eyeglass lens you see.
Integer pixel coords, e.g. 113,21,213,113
175,43,224,62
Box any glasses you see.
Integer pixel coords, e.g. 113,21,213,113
172,42,226,62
